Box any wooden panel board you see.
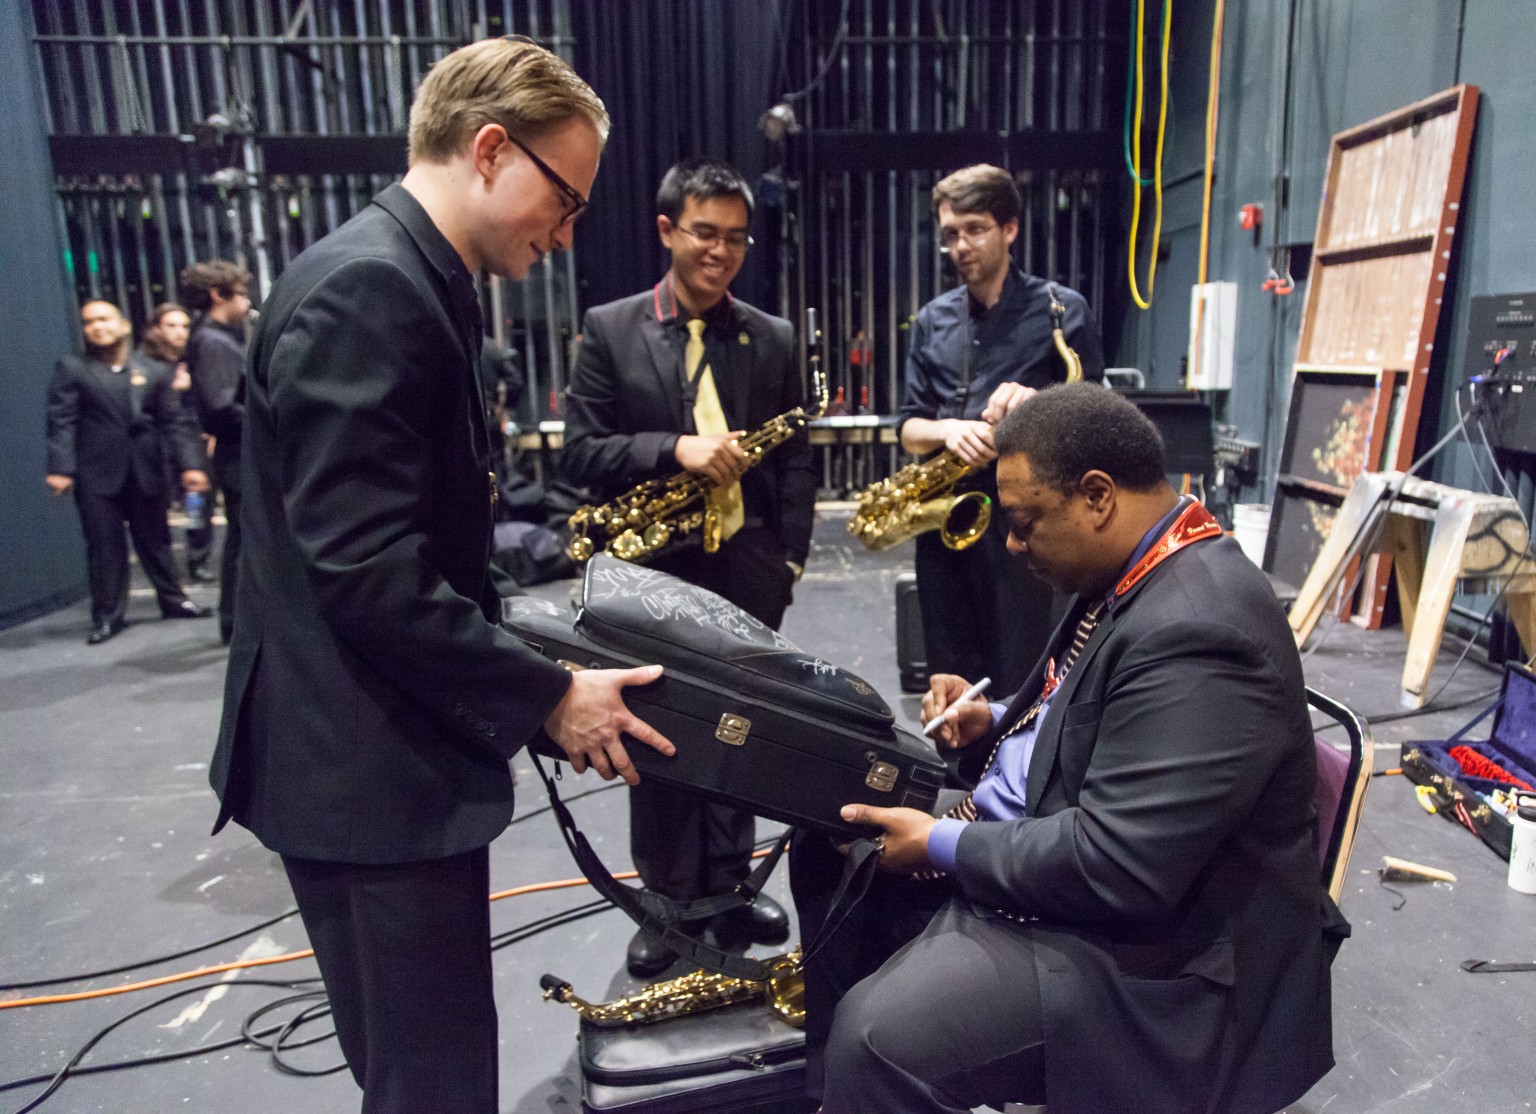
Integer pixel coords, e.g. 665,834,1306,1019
1280,85,1479,628
1318,109,1461,250
1303,253,1435,367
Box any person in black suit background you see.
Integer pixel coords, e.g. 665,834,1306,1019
138,301,216,583
791,384,1342,1113
208,38,674,1112
45,300,211,644
563,159,816,977
180,261,252,643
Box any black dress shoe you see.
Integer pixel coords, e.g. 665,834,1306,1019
187,564,217,584
162,599,212,620
86,620,125,645
744,893,791,945
705,894,792,951
626,927,678,979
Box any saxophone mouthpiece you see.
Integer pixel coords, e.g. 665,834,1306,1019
540,973,573,1000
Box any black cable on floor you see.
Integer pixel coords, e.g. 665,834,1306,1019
0,978,318,1114
490,898,614,951
0,908,302,993
1,781,623,995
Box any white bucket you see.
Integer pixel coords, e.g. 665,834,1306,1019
1232,503,1271,568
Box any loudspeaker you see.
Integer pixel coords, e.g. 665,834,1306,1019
895,572,928,693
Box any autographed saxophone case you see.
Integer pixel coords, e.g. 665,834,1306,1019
503,554,945,836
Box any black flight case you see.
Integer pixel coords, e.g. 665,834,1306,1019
502,554,945,838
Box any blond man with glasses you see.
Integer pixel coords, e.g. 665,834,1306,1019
207,38,675,1111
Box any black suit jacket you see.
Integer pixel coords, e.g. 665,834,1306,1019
562,286,816,565
951,535,1335,1114
184,318,247,491
45,351,201,496
209,184,573,864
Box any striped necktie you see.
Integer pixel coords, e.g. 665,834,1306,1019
686,318,744,542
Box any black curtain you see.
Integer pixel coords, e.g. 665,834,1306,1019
1,1,88,628
570,0,789,313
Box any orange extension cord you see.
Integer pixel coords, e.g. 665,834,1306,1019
0,871,637,1012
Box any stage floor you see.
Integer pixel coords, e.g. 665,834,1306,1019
2,508,1529,1113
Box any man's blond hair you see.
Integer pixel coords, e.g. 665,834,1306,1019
408,37,609,164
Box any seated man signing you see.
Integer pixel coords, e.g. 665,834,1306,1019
790,382,1343,1114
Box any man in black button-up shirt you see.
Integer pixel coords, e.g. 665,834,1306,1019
899,165,1106,696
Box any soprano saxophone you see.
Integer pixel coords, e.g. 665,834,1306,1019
540,948,805,1028
566,315,828,565
848,284,1083,552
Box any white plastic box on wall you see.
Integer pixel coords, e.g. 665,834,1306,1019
1187,281,1237,391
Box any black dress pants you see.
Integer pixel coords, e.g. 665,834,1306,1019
630,529,795,902
790,831,1047,1113
282,846,498,1114
75,483,188,626
915,520,1061,697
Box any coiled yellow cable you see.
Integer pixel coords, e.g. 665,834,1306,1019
1127,0,1172,310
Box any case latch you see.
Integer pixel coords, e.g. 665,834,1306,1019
865,760,898,792
717,713,751,746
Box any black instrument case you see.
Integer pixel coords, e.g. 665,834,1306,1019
503,555,945,837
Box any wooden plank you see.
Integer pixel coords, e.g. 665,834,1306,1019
1287,86,1478,635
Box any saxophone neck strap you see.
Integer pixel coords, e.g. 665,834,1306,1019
529,750,878,981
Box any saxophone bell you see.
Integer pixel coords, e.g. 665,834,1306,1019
939,490,992,550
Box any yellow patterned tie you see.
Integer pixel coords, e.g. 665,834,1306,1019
686,317,744,542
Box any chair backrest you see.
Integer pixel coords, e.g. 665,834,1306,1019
1306,687,1372,902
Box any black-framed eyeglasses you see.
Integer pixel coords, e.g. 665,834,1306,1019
505,134,589,226
675,222,754,253
937,220,1000,252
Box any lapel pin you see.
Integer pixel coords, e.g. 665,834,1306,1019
738,332,750,346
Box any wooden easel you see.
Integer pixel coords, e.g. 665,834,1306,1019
1289,470,1536,708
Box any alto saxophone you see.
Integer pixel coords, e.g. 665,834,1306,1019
541,949,805,1028
848,284,1083,552
566,324,829,566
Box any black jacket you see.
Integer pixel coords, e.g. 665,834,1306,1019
184,317,247,490
45,350,202,496
562,285,817,565
210,184,573,863
952,535,1337,1114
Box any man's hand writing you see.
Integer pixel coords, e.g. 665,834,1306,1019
839,804,937,873
542,665,675,785
921,673,993,750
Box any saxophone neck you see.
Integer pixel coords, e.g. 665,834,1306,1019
540,974,600,1018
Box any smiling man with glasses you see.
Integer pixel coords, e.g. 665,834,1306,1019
899,163,1108,707
207,38,677,1113
563,158,816,979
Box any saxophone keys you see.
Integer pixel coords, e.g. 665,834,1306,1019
642,522,672,551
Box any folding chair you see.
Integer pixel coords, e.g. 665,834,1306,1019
1307,686,1373,901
